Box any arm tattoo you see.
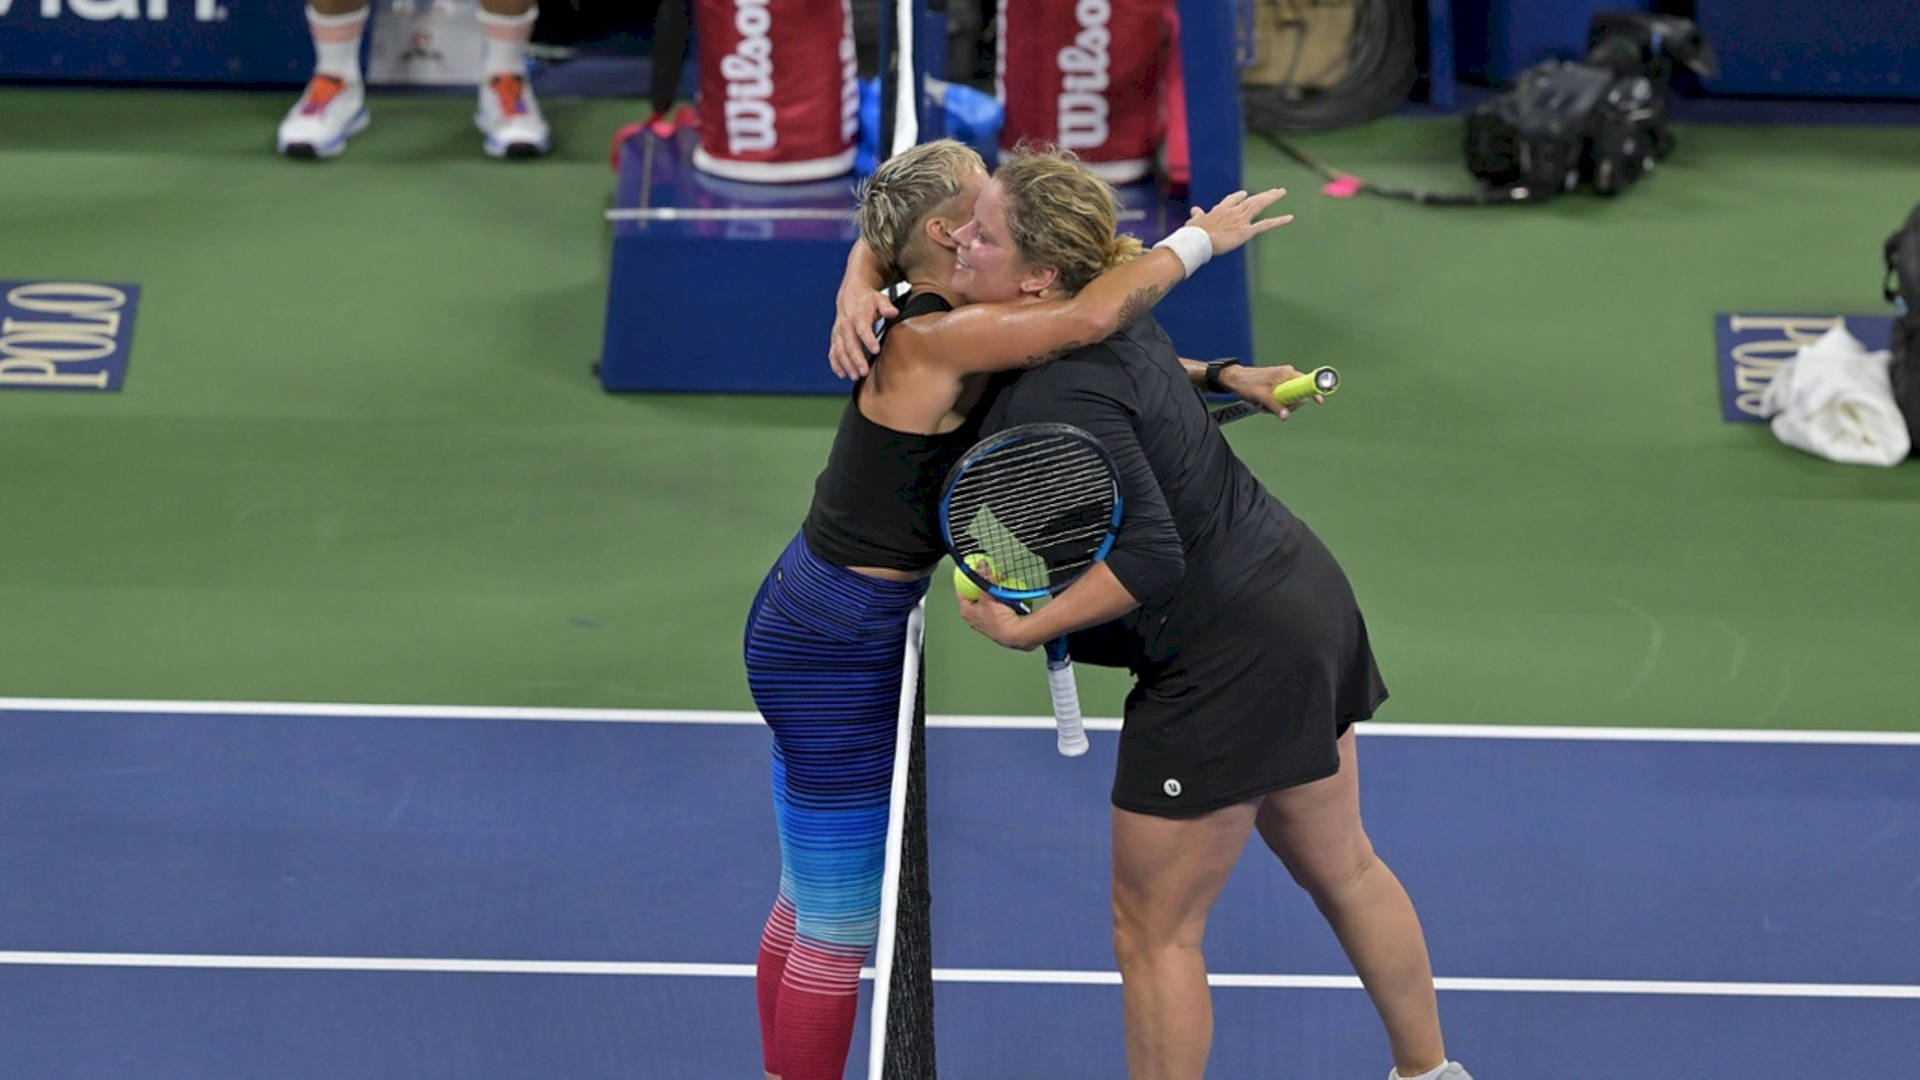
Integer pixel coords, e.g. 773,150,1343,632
1013,284,1161,369
1018,339,1092,368
1114,284,1165,327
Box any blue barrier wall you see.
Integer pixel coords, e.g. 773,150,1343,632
0,0,309,84
1447,0,1920,101
1450,0,1653,85
1691,1,1920,99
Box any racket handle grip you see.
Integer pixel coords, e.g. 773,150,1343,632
1272,365,1339,406
1045,655,1089,757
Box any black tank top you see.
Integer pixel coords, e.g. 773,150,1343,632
801,291,984,572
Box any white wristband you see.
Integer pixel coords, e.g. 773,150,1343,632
1152,225,1212,280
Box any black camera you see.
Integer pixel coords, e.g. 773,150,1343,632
1464,14,1718,199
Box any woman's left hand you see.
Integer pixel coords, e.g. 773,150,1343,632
1186,188,1293,258
1223,362,1324,420
956,592,1037,651
829,286,897,380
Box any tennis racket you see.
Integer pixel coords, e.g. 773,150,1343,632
940,364,1340,756
1208,363,1340,424
940,423,1120,756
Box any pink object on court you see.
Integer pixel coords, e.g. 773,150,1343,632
1322,175,1363,198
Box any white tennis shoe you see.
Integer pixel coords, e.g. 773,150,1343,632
476,73,551,159
1391,1063,1473,1080
276,75,369,159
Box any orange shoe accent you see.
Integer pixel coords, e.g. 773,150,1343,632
299,74,347,116
488,74,529,117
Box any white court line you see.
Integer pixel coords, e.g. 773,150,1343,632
0,952,753,977
603,207,1149,223
605,207,854,221
2,952,1916,1000
2,698,1917,745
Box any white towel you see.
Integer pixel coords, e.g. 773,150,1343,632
1758,323,1911,467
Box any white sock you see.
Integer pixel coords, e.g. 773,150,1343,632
476,6,538,78
1394,1063,1455,1080
307,5,369,84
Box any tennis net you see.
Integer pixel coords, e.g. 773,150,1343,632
868,599,937,1079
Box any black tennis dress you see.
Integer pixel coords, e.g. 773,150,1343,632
979,315,1388,817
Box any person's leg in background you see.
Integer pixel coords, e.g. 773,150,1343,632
277,0,373,158
603,0,694,163
474,0,551,157
944,0,984,89
647,0,695,135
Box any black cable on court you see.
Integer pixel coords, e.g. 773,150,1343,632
1243,0,1537,207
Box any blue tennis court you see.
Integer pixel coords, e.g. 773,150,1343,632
3,699,1915,1079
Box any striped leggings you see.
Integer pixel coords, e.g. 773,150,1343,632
743,532,928,1080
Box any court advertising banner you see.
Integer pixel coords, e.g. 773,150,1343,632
0,0,309,83
1713,313,1891,423
0,281,141,392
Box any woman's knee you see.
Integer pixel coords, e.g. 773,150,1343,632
1284,831,1381,905
1111,906,1184,970
1111,881,1206,961
1111,908,1146,969
774,798,888,951
789,864,885,951
1110,878,1145,950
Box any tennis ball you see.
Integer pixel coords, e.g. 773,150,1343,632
954,554,997,600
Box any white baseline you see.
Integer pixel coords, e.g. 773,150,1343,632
2,698,1916,746
0,951,1915,1000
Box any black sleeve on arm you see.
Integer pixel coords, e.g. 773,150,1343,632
1044,376,1186,610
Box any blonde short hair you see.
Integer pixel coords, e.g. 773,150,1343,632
854,138,987,278
993,144,1144,295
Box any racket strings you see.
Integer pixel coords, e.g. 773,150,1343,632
947,435,1117,591
947,438,1112,508
950,436,1091,479
947,451,1112,509
952,489,1113,545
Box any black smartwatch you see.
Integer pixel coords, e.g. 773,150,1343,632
1202,358,1242,394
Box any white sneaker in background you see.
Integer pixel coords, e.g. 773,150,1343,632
276,75,369,159
475,73,551,159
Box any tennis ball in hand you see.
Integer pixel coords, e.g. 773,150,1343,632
953,554,997,601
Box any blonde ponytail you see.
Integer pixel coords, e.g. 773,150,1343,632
1102,234,1146,273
